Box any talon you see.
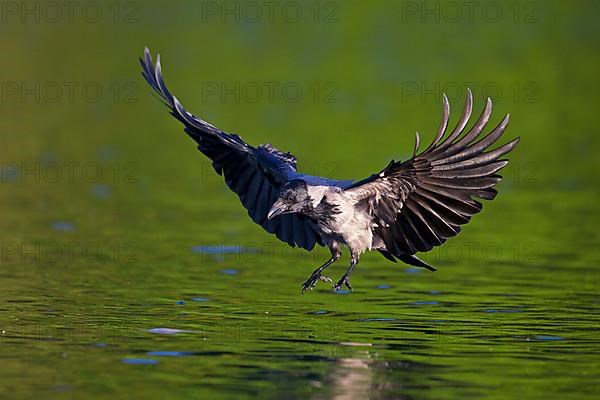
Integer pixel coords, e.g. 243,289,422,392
333,276,352,291
301,272,327,293
301,254,340,294
301,281,312,294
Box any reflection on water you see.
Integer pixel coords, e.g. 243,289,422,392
322,356,373,400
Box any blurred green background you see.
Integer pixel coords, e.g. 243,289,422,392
1,1,599,399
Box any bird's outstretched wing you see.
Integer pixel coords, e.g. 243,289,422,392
345,90,519,259
140,48,323,250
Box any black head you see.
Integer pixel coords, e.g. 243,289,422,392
267,180,313,220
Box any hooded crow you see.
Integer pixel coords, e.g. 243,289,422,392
140,48,519,293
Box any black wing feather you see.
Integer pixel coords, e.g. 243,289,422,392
141,48,323,251
346,89,519,261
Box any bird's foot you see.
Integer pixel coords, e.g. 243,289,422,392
301,272,332,293
333,276,352,292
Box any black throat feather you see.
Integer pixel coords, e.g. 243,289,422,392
305,196,340,223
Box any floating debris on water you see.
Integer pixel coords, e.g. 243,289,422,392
96,146,119,162
534,335,564,341
412,301,439,306
191,297,210,302
38,151,57,164
358,317,397,322
52,221,75,232
147,351,193,357
92,184,111,199
192,245,259,262
1,165,19,181
334,289,351,295
148,328,191,335
339,341,373,347
221,269,238,275
122,358,158,365
192,245,254,255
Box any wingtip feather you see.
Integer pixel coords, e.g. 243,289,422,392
414,131,421,157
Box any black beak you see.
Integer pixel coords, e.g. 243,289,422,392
267,200,287,220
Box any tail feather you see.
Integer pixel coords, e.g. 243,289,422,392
378,249,437,272
397,253,437,271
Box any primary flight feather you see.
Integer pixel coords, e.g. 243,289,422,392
140,48,519,293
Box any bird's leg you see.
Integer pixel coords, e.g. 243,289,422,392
301,250,341,293
333,255,359,291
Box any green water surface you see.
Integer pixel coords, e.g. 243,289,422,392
1,1,599,399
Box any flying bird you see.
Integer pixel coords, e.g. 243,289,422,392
140,48,519,293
